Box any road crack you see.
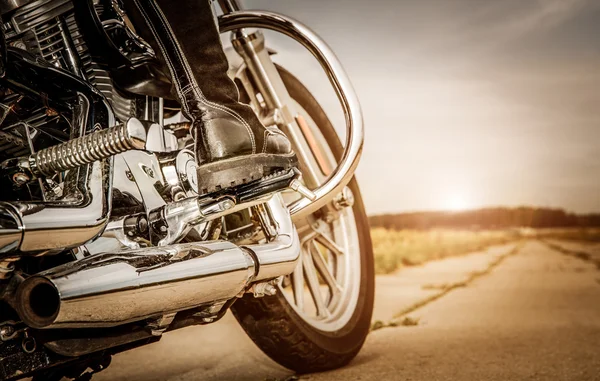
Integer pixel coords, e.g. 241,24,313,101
370,242,524,332
542,240,600,270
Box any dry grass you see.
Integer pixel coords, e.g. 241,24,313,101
372,228,520,274
532,228,600,243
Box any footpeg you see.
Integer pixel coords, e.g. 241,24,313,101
149,168,308,246
224,167,315,202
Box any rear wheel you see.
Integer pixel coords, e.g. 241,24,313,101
232,66,374,373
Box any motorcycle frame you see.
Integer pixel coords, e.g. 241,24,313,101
216,0,365,221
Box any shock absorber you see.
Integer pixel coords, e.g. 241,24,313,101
25,118,147,178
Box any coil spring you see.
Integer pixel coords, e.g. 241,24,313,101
32,118,146,176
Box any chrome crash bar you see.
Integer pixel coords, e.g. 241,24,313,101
219,11,365,219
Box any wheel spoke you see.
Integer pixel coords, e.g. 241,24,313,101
311,241,341,296
303,249,329,318
291,259,304,311
315,233,344,256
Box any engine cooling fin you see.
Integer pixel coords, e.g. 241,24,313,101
4,0,134,122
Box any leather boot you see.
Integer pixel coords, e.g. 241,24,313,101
124,0,297,194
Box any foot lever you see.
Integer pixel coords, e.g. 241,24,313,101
290,178,317,201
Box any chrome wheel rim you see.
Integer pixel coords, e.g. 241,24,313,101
279,102,362,332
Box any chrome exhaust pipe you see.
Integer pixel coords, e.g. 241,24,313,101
244,194,300,281
17,241,257,329
16,195,300,329
0,203,23,254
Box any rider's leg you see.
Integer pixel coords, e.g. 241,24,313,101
125,0,297,194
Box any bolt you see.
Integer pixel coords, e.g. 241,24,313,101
333,186,355,210
0,325,14,339
12,172,30,186
221,199,235,210
142,166,154,178
173,192,186,201
9,40,25,50
264,284,277,296
125,170,135,181
272,109,284,125
137,217,148,234
149,329,164,337
45,108,58,117
202,317,214,323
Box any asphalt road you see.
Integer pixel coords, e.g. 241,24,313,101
96,241,600,381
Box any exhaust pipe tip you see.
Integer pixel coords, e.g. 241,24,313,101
17,276,60,329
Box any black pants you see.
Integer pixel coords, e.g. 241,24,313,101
124,0,262,132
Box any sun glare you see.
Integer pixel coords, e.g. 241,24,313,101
445,193,470,211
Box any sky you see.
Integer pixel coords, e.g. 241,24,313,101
230,0,600,215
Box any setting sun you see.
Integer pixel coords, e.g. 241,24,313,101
445,193,471,211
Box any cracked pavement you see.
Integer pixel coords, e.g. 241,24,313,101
96,241,600,381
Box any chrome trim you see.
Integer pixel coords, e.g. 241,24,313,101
102,216,142,250
0,44,118,254
150,196,236,246
1,96,115,252
219,11,364,220
0,203,23,253
17,241,256,329
57,16,85,78
15,194,300,329
0,0,32,13
120,150,168,213
244,194,300,281
18,159,111,252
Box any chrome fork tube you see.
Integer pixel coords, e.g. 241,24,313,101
219,12,364,220
231,30,322,189
217,0,241,14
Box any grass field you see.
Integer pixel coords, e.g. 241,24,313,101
372,228,520,274
531,228,600,243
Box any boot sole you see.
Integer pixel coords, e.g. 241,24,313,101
196,153,298,195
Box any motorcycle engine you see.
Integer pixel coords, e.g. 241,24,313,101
0,0,150,200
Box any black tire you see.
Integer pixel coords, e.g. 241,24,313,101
231,66,375,373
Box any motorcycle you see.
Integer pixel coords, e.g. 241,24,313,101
0,0,373,379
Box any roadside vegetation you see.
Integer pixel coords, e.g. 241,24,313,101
532,228,600,243
371,228,520,274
